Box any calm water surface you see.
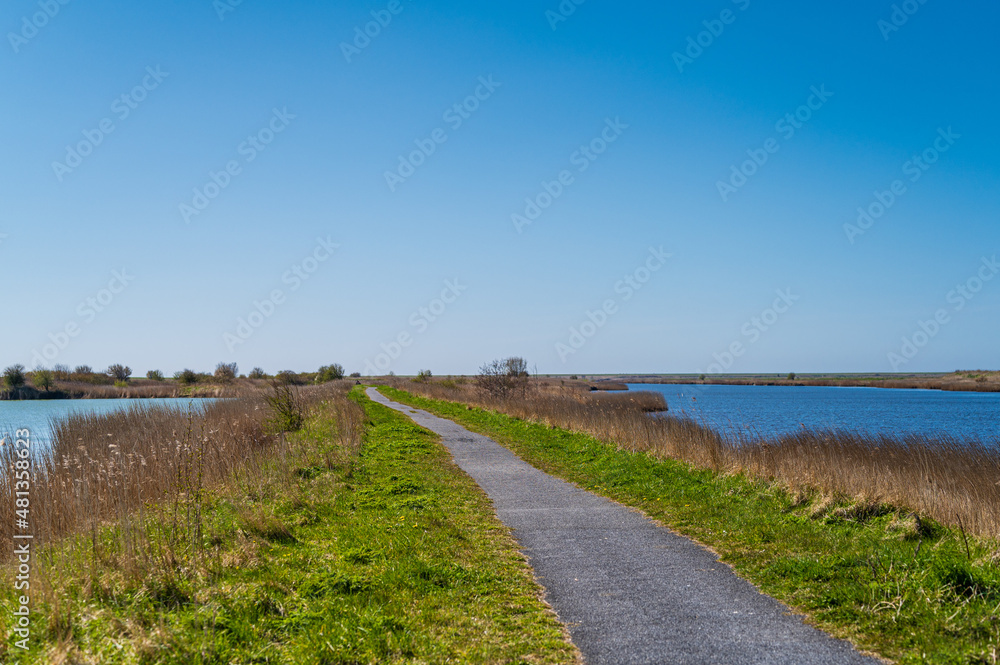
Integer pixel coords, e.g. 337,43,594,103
630,384,1000,443
0,399,214,447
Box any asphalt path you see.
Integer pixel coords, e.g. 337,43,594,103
367,388,880,665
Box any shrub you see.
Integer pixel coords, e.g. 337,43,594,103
788,372,797,381
52,364,71,380
32,369,54,392
476,357,530,400
146,370,164,381
215,362,238,383
107,364,132,383
175,369,199,385
3,365,26,390
315,364,345,384
277,370,302,385
249,367,267,380
73,365,92,375
350,372,361,378
264,380,305,433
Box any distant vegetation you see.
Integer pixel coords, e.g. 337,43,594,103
0,360,357,401
315,364,346,383
475,356,531,400
214,362,238,383
628,370,1000,393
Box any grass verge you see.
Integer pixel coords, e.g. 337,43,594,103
380,386,1000,665
1,388,577,664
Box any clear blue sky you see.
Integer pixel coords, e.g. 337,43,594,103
2,0,997,376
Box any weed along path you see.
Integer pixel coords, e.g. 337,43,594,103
367,388,879,665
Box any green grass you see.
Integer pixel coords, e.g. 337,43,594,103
1,389,577,664
379,386,1000,665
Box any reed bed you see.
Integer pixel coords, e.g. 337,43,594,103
394,378,1000,540
0,381,357,567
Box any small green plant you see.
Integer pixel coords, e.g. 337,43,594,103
175,369,199,385
114,380,129,388
147,369,165,381
315,364,345,383
3,364,26,389
32,368,54,392
787,372,797,381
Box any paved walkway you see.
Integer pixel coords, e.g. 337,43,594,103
367,388,879,665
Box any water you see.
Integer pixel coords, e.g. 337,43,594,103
0,399,214,448
630,384,1000,443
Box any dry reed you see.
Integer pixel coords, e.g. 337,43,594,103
0,381,358,568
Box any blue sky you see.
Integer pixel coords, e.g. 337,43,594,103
2,0,997,376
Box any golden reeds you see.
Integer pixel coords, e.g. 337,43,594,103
0,381,358,566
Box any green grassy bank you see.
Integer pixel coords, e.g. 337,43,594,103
2,389,577,664
380,386,1000,665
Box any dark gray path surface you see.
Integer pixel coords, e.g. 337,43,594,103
367,388,879,665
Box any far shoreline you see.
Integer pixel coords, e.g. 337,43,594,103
582,371,1000,394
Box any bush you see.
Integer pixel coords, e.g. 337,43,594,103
52,364,70,380
215,362,238,383
416,369,433,382
277,370,302,385
107,364,132,383
175,369,199,385
32,369,54,392
315,364,345,384
476,357,530,400
3,365,26,390
264,380,305,433
349,372,361,378
146,370,165,381
73,365,92,375
249,367,267,380
788,372,797,381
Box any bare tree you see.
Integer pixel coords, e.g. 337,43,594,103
107,364,132,383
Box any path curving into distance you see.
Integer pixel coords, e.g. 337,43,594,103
367,388,879,665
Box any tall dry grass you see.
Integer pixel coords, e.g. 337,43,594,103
0,381,358,568
394,378,1000,540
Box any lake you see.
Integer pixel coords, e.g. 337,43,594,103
0,399,214,448
630,384,1000,443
